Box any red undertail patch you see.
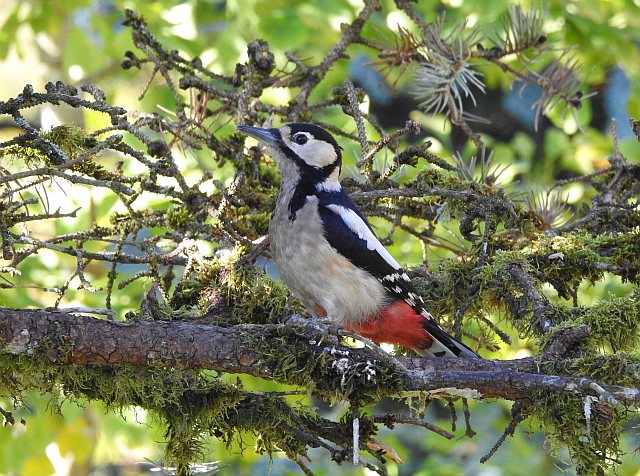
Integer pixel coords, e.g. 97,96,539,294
345,300,433,353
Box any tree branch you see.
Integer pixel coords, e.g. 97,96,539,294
2,308,638,406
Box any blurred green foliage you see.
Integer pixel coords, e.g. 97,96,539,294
0,0,639,475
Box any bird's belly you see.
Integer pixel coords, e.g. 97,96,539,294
270,203,387,325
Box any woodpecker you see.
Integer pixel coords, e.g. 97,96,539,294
238,123,478,358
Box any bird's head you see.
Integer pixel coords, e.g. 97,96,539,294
238,123,342,191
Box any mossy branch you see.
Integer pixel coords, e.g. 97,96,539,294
1,308,638,406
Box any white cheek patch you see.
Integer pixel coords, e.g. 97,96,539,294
282,135,337,169
326,204,401,271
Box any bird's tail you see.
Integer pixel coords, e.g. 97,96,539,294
420,317,479,359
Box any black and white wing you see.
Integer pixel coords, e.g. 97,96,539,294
315,190,478,358
316,192,416,300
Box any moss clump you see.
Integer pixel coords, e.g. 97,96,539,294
158,378,245,475
581,295,639,352
169,243,304,326
0,353,245,476
0,143,48,164
1,125,91,168
41,125,92,157
217,264,303,324
43,125,113,178
221,394,323,462
534,392,624,476
2,124,128,183
537,294,639,355
234,209,270,237
237,326,330,389
546,353,640,388
174,245,305,324
166,206,192,229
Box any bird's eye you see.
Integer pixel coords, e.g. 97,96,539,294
292,133,308,145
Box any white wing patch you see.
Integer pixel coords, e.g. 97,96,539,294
326,204,401,271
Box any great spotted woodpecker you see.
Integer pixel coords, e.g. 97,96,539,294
238,123,478,358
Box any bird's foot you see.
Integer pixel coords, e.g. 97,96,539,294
284,314,342,345
284,314,408,372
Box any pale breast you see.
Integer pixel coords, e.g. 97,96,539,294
269,197,387,325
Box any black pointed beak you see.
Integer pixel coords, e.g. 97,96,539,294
237,125,279,146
